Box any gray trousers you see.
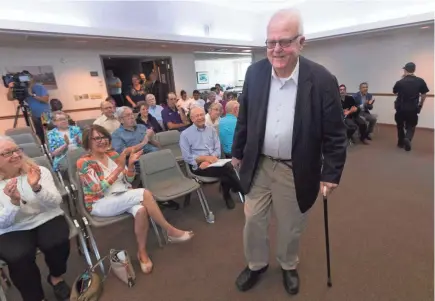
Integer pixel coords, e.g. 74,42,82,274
243,156,307,271
360,111,377,134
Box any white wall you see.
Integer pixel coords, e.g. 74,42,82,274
0,46,197,133
194,57,252,90
303,26,434,129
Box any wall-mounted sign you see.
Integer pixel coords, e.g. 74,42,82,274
90,71,99,77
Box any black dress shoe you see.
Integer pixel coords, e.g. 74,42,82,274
235,265,268,292
223,192,235,209
282,269,299,295
403,138,411,151
366,135,372,141
158,200,180,210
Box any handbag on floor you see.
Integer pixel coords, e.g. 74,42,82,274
109,249,136,288
70,258,105,301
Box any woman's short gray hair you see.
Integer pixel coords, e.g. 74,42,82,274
209,102,222,112
51,111,68,121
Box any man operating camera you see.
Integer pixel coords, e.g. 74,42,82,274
6,71,50,144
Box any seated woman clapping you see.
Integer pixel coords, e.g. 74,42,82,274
0,136,71,301
47,111,82,172
76,125,193,274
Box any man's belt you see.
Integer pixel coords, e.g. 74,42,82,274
262,155,293,169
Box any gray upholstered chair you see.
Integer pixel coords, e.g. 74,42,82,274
76,119,96,131
20,143,45,158
5,127,33,136
139,149,215,223
155,130,183,161
9,133,39,145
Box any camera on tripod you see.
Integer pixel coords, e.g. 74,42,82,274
2,70,31,102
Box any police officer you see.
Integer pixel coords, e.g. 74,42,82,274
393,62,429,151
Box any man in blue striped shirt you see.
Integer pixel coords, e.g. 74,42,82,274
180,107,243,209
219,100,240,157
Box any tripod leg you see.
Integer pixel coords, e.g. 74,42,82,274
13,105,20,128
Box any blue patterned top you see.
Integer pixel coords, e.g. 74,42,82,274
47,126,82,171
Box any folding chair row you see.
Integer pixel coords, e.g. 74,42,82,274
6,129,50,157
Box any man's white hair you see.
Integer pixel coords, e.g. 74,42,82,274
117,106,132,119
268,8,304,35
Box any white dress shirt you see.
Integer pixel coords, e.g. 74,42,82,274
262,59,299,160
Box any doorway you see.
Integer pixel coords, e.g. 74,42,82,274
101,55,175,105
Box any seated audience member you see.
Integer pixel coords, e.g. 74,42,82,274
353,82,377,139
180,107,243,209
177,90,194,115
136,102,163,133
77,125,193,274
0,136,71,301
48,111,82,172
94,98,121,134
112,107,160,155
205,102,222,134
191,89,205,109
220,91,235,116
204,91,217,113
219,100,240,157
215,84,224,98
340,84,369,144
162,92,190,132
146,93,164,125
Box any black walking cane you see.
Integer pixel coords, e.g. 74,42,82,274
323,186,332,287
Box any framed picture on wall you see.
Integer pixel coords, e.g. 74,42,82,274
196,71,209,84
5,65,58,90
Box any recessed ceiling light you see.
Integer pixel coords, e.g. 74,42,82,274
161,45,167,48
421,26,430,29
241,49,251,53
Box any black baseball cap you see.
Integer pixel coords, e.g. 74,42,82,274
403,62,416,73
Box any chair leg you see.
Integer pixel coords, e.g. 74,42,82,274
73,219,93,268
81,217,105,274
149,218,164,248
183,193,191,207
196,189,214,224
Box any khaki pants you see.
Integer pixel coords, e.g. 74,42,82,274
243,156,308,271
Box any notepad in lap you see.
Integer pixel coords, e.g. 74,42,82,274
206,159,231,168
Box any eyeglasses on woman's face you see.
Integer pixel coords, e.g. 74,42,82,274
0,147,23,158
91,136,110,143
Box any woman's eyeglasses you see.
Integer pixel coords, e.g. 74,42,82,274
92,136,110,142
0,147,23,158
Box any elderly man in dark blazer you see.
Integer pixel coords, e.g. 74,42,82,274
232,9,347,295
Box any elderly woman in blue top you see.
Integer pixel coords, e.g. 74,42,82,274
180,107,243,209
47,111,82,172
0,136,71,301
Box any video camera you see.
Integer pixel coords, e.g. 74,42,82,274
2,71,31,102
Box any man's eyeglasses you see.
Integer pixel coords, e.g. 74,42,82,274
92,136,110,142
0,147,23,158
265,35,300,49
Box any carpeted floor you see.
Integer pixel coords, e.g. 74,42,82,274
4,125,434,301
